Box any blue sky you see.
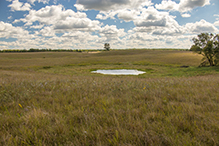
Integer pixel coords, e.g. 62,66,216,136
0,0,219,49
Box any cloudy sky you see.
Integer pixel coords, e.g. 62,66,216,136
0,0,219,49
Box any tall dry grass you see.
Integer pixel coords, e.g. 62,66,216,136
0,50,219,145
1,73,219,145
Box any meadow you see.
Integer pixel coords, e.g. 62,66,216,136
0,49,219,145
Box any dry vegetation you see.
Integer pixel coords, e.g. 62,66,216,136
0,49,219,145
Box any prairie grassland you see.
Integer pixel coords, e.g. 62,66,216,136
0,49,219,145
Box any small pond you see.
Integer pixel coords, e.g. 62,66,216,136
91,69,146,75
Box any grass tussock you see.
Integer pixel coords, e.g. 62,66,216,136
0,49,219,145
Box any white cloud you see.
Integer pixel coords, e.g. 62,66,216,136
127,31,193,49
214,14,219,25
14,5,100,32
6,4,106,49
156,0,210,12
8,0,31,11
98,25,126,42
2,0,216,50
155,0,178,11
34,31,102,49
117,9,140,22
96,11,118,20
151,26,185,36
214,21,219,26
77,0,153,22
74,4,85,11
2,37,42,49
53,0,58,4
62,31,99,43
75,0,153,11
185,19,218,34
99,25,125,37
156,0,210,17
39,26,55,36
129,32,162,42
30,24,44,29
0,21,37,49
181,13,191,18
28,0,50,4
0,21,29,39
54,17,100,31
178,0,210,12
132,7,185,36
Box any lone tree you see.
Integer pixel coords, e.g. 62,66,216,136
190,33,219,66
104,43,110,51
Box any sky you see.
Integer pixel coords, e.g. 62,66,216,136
0,0,219,50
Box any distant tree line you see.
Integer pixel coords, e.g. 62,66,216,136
0,48,104,53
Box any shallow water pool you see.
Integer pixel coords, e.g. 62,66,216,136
91,69,146,75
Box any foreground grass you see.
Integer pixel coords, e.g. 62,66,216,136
0,49,219,145
1,74,219,145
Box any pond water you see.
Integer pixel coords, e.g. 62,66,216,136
91,69,146,75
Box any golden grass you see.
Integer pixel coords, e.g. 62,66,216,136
0,50,201,68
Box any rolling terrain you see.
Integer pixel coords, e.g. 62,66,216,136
1,49,219,145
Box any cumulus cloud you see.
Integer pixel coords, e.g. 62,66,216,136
151,26,185,36
181,13,191,18
155,0,210,17
0,21,41,49
185,19,218,34
127,31,193,49
38,31,102,49
14,5,100,32
78,0,153,22
135,18,167,27
28,0,50,4
93,4,185,37
129,32,162,42
96,11,118,20
54,17,100,31
156,0,210,12
30,24,44,29
16,5,85,25
133,7,185,36
214,21,219,26
98,25,126,42
178,0,210,12
7,4,104,49
117,9,140,22
99,25,125,37
8,0,31,11
75,0,153,11
3,0,215,50
39,26,55,36
155,0,178,10
62,31,99,43
0,21,29,38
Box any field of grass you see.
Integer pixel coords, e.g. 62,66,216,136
1,49,219,145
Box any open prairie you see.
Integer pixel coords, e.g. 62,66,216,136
1,49,219,145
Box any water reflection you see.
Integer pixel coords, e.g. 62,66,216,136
91,69,145,75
